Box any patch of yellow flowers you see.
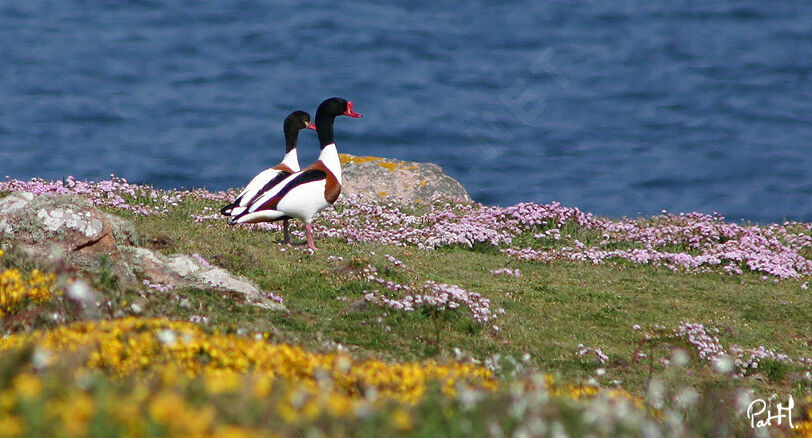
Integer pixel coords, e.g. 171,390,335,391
0,317,499,437
0,254,58,317
0,367,435,437
0,370,276,437
0,317,497,403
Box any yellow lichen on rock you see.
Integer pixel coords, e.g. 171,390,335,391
339,154,408,172
378,162,399,171
339,154,383,166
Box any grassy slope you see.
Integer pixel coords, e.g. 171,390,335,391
114,196,811,396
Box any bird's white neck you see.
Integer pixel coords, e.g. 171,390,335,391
281,148,300,172
319,143,341,184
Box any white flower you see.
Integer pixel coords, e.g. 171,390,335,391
672,349,690,367
32,348,52,370
67,280,95,304
713,356,734,374
674,387,699,408
157,329,177,346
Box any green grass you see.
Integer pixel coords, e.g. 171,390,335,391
100,196,812,396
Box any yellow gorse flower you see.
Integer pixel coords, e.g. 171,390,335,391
391,408,413,431
0,414,25,438
12,374,43,400
0,268,57,317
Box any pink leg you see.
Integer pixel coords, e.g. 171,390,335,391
305,223,318,251
282,219,291,244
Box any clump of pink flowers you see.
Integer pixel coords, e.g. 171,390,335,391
311,196,517,249
364,280,503,328
314,197,811,279
499,206,812,279
731,345,793,371
356,259,504,330
674,322,726,363
634,322,811,377
491,268,521,278
1,175,233,216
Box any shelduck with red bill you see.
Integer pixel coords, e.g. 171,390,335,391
221,110,316,243
228,97,362,250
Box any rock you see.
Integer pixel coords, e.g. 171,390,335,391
122,248,285,311
0,192,286,311
0,192,138,263
339,154,472,203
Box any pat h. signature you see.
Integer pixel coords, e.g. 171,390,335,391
747,395,797,430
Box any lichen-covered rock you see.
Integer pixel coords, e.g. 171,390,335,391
339,154,472,203
0,192,285,311
120,248,285,311
0,192,138,262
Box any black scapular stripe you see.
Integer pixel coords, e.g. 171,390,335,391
221,171,292,216
220,203,234,215
258,171,292,194
255,169,327,211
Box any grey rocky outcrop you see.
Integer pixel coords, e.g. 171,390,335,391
0,192,138,263
0,192,285,311
339,154,472,203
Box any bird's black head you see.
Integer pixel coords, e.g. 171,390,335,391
284,110,316,132
315,98,362,147
316,97,363,119
283,110,316,151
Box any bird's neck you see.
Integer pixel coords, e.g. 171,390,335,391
280,148,300,172
318,143,342,184
284,128,299,153
316,114,336,149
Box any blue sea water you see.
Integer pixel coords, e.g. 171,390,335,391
0,0,810,223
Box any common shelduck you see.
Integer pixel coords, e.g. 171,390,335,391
221,110,316,243
228,97,362,250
